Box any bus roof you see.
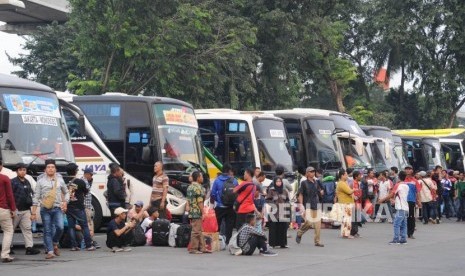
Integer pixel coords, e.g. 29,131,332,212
271,112,333,122
71,93,194,109
361,125,391,132
393,128,465,138
0,73,53,92
195,110,283,122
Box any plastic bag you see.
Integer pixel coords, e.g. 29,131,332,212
202,207,218,232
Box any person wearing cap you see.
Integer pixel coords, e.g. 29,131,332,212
128,200,148,223
418,171,437,224
296,166,324,247
0,159,16,262
106,207,135,252
10,163,40,255
31,159,69,260
81,167,99,248
66,163,95,251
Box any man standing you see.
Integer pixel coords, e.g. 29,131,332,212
11,163,40,255
0,160,16,263
210,163,238,244
32,159,69,260
389,171,409,245
455,172,465,222
441,170,453,218
404,165,421,239
187,171,208,254
151,161,169,219
107,164,126,217
296,166,324,247
432,165,443,223
66,163,95,251
106,207,135,252
390,167,399,185
82,167,99,248
418,171,436,224
234,168,257,230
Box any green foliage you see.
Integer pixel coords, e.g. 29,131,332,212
8,0,465,128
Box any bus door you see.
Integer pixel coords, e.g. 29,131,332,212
125,127,153,185
226,134,253,176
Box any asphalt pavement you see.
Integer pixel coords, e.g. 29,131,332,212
1,219,464,276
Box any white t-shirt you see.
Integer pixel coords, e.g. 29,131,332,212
378,180,391,200
141,217,154,233
395,183,409,211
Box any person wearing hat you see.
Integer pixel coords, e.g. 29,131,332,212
81,167,99,248
128,200,148,223
10,163,40,255
66,163,95,251
31,159,70,260
296,166,324,247
418,171,437,224
106,207,135,252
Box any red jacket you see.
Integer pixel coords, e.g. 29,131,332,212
234,181,256,214
0,174,16,211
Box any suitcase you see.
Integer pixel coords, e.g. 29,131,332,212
152,219,170,246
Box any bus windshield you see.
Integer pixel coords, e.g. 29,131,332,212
330,114,365,136
153,104,203,171
424,138,446,169
253,119,293,173
306,119,341,170
340,138,372,170
371,141,388,172
0,90,74,165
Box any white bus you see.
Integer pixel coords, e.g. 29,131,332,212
196,109,295,183
0,74,74,178
58,93,194,228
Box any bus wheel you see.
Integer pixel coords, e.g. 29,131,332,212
92,196,103,231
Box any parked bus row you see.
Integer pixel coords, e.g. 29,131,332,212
4,73,456,231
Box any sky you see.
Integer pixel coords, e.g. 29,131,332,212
0,24,26,75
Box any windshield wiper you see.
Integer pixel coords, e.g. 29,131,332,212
187,160,207,174
24,151,55,166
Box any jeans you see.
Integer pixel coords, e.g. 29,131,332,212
67,208,93,248
429,201,437,221
458,198,465,220
393,210,408,243
421,202,431,223
40,207,64,254
443,196,454,218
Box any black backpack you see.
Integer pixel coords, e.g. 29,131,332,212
220,177,236,207
152,219,171,246
132,224,147,246
175,224,192,248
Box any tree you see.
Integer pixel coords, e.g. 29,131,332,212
7,22,82,91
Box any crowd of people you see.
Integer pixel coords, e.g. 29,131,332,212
1,158,465,262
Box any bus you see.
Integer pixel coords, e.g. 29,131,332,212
265,111,342,175
284,108,389,172
0,74,74,178
57,93,186,229
361,125,409,170
392,132,410,169
393,129,464,171
66,93,208,196
393,133,447,171
196,109,295,183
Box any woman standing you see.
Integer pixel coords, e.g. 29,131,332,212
266,177,290,248
336,169,355,239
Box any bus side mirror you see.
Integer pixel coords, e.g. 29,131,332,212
0,109,9,133
354,137,364,156
384,141,391,160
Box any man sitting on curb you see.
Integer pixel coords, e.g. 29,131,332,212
106,207,135,252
